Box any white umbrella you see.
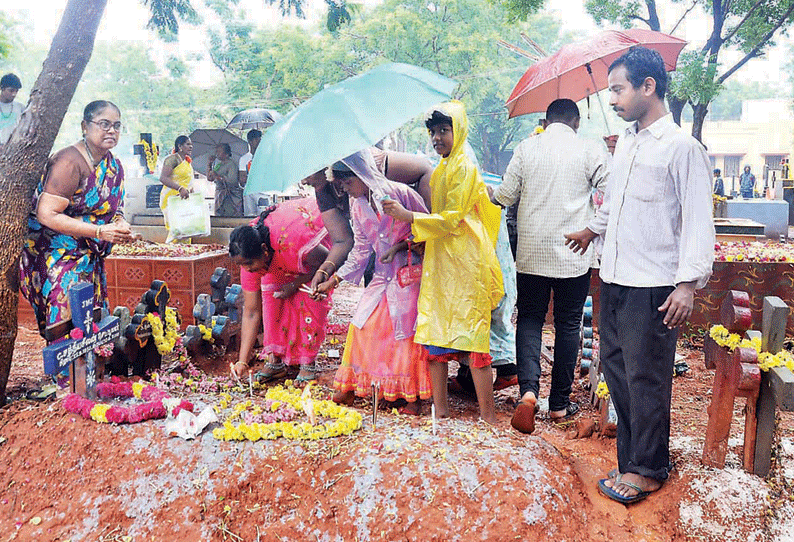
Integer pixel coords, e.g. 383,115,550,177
188,128,249,176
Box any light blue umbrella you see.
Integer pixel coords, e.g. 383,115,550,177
245,62,457,194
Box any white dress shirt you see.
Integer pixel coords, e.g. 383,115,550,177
494,122,608,278
588,114,715,288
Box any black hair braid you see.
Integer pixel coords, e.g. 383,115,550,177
253,205,278,254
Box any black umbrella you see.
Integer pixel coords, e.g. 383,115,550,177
226,108,283,131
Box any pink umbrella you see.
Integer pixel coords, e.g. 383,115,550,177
505,29,687,121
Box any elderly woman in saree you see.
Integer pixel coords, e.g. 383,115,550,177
20,100,134,339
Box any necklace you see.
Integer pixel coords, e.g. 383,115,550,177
83,138,99,166
0,102,13,119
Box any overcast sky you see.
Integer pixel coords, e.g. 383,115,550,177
5,0,791,88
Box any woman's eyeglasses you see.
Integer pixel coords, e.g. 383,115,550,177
90,120,123,132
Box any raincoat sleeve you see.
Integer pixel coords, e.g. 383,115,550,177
337,204,372,285
411,161,479,242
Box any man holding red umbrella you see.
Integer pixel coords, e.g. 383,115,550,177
565,47,714,505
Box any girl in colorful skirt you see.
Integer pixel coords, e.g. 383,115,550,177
329,149,431,415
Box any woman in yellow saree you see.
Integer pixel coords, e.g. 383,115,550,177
159,135,194,243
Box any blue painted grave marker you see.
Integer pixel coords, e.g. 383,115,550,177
42,282,120,398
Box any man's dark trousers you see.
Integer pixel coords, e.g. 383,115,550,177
599,280,678,481
516,270,591,412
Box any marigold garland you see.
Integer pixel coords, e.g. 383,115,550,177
212,383,363,442
145,308,187,359
139,139,159,173
63,379,193,424
709,324,794,372
198,323,214,343
595,381,610,400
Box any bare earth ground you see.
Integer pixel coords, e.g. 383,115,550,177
1,282,793,542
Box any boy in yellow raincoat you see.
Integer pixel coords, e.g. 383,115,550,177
383,100,503,424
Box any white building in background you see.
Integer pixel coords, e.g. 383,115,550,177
684,99,793,194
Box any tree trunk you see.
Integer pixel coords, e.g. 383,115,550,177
668,95,687,127
691,102,710,143
0,0,106,404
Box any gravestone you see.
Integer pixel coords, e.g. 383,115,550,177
109,280,172,377
754,297,793,476
702,290,761,471
42,282,120,398
185,268,243,354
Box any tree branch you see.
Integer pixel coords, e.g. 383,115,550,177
721,0,764,43
670,1,697,35
629,14,650,26
718,1,794,84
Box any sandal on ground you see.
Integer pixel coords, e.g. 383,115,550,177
255,361,287,383
25,384,57,402
332,390,355,406
294,365,317,384
510,398,539,434
549,401,580,423
493,375,518,390
398,401,422,416
597,474,654,505
447,376,474,397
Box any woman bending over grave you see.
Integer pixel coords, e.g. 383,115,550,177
229,197,331,384
20,100,134,339
327,150,431,415
159,135,194,243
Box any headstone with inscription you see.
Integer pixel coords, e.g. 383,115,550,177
42,282,120,398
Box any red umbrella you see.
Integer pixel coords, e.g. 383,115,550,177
505,29,687,120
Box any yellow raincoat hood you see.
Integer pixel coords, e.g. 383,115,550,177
411,100,504,354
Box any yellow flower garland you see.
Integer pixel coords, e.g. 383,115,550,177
198,323,214,343
595,381,610,400
212,383,363,442
709,324,794,372
139,139,159,174
89,403,110,423
145,308,181,356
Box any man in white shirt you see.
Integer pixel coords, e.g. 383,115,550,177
493,98,608,435
238,129,265,215
565,47,715,504
0,73,24,146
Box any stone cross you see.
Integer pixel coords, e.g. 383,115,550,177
186,269,242,354
140,279,171,316
42,282,120,398
702,290,762,471
211,267,231,313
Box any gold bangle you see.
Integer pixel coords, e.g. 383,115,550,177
321,261,337,273
96,225,102,239
318,269,329,279
333,275,341,287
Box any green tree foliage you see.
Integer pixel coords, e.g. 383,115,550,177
497,0,553,23
0,12,18,60
212,0,563,172
583,0,794,140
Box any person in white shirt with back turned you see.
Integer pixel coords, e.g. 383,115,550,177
565,47,714,505
492,98,608,435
